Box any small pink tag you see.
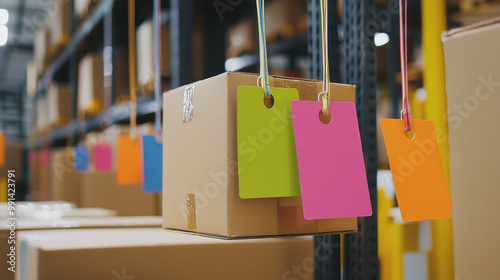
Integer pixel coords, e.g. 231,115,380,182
28,150,36,164
39,150,49,168
94,143,112,172
291,101,372,220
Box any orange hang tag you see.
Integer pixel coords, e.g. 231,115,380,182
381,119,452,222
0,132,5,167
117,135,143,185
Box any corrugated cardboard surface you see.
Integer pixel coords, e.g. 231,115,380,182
80,172,157,216
47,84,71,127
50,149,81,205
163,72,357,238
442,17,500,280
1,216,160,280
17,228,313,280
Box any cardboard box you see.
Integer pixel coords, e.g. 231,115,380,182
27,61,37,96
16,228,313,280
34,28,50,78
136,19,170,95
48,0,71,58
265,0,307,42
227,17,257,57
1,216,160,280
74,0,101,24
47,83,72,127
35,96,47,134
0,143,23,180
163,72,357,238
77,53,104,117
112,48,130,104
80,172,158,216
442,17,500,279
50,149,81,205
28,150,39,200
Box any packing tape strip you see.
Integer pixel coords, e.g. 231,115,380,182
187,193,196,229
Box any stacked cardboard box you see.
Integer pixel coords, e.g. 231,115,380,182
26,61,37,96
16,228,313,280
74,0,101,24
1,215,161,280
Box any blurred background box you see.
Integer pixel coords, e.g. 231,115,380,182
136,19,171,96
0,142,23,179
226,17,257,58
34,28,50,78
26,61,37,96
47,83,72,128
48,0,71,59
17,228,313,280
265,0,307,42
77,53,104,117
74,0,101,25
80,172,157,216
50,148,81,205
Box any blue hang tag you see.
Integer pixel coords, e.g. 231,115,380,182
74,146,89,172
141,135,163,193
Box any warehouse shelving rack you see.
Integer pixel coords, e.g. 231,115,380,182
32,0,379,278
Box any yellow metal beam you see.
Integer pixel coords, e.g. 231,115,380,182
421,1,454,279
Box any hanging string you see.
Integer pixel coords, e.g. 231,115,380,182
128,0,137,140
399,0,411,131
320,0,330,114
255,0,271,97
153,0,162,142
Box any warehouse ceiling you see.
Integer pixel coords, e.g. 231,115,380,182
0,0,47,94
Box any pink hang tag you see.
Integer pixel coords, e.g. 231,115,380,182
291,101,372,220
94,143,112,172
39,149,49,168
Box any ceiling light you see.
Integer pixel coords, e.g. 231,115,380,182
0,9,8,25
0,26,8,46
374,32,389,47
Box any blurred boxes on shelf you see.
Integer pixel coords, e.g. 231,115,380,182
78,53,104,117
442,17,500,280
27,60,37,96
74,0,101,25
47,83,72,128
50,148,81,205
16,228,313,280
136,19,171,95
35,95,47,134
112,48,130,104
80,172,158,216
163,72,357,238
48,0,71,59
227,17,257,57
265,0,307,42
34,28,50,78
0,142,23,180
1,215,160,280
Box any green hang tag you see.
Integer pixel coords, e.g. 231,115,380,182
237,86,301,199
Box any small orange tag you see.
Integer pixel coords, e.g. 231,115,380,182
116,135,143,185
381,119,452,222
0,132,5,167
